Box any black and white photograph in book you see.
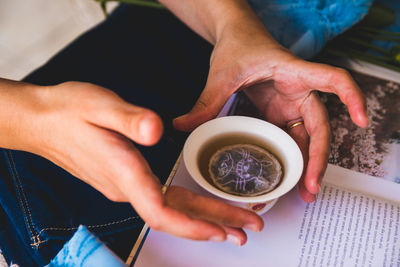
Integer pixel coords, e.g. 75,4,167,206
229,69,400,184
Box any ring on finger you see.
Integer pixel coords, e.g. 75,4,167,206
161,185,168,195
287,120,304,130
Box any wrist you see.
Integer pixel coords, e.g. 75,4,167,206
217,15,280,47
159,0,281,46
0,79,50,154
213,2,283,52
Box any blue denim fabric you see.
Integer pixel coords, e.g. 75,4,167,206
0,4,212,266
47,226,126,267
249,0,372,58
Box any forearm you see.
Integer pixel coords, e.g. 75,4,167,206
159,0,280,47
0,78,45,153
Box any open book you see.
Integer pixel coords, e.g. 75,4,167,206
128,61,400,267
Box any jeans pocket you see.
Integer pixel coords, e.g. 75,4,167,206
2,149,143,265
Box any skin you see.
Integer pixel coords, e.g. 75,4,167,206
167,0,369,201
0,0,368,247
0,80,262,246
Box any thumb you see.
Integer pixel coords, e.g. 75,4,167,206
173,84,231,132
88,101,164,146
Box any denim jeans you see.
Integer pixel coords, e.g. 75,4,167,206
0,5,212,266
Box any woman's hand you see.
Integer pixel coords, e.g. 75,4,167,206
1,80,263,245
173,26,369,203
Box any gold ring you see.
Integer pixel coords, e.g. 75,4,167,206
288,121,304,130
161,185,168,195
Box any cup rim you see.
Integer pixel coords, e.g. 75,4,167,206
183,116,303,203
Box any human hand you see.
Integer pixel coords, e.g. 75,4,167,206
173,27,369,203
21,81,263,245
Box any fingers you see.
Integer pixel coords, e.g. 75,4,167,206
298,179,316,203
105,136,242,242
122,170,227,241
122,155,263,242
102,127,256,244
287,120,316,203
133,184,264,243
46,82,261,246
148,204,228,242
88,100,164,146
165,186,264,231
222,226,247,246
173,81,232,132
92,125,229,242
300,92,331,195
127,175,263,243
298,61,369,128
147,205,247,246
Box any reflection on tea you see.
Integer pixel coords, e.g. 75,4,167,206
197,132,284,196
209,144,282,196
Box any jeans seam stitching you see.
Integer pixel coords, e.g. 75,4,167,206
37,215,140,237
5,151,141,248
5,151,41,248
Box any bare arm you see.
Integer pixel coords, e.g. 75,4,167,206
159,0,276,46
0,78,44,152
0,78,263,245
160,0,369,202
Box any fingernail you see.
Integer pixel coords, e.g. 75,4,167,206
209,235,225,242
227,234,241,246
315,183,321,194
244,223,261,232
358,112,369,127
364,115,370,126
173,114,186,123
317,175,323,192
172,115,187,130
172,117,179,124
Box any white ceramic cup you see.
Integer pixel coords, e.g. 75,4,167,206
183,116,303,215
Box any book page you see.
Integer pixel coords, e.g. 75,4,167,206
132,163,400,267
298,182,400,267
